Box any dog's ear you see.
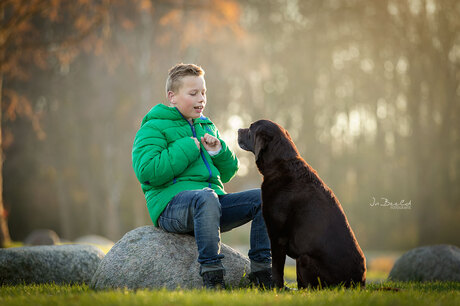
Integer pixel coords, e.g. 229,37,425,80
254,131,270,162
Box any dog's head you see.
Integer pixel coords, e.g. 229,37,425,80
238,120,299,172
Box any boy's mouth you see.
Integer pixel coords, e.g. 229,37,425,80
194,106,204,111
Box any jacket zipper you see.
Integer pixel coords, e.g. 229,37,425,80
175,108,213,187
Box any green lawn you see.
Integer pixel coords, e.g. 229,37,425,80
3,244,458,305
284,265,391,284
1,281,459,306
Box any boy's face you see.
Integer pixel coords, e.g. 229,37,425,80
169,75,207,121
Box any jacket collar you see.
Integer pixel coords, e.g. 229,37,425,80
141,103,212,127
172,106,211,124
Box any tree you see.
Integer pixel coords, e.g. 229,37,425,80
231,0,460,249
0,0,107,247
2,0,244,243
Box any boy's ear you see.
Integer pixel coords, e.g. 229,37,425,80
167,91,176,105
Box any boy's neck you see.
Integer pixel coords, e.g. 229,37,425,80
169,105,194,124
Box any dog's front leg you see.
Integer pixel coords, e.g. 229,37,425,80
270,237,287,288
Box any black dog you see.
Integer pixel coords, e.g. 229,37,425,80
238,120,366,289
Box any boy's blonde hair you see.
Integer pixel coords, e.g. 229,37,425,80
166,63,205,96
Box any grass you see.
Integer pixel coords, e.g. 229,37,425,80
1,281,459,306
4,243,458,305
284,265,392,284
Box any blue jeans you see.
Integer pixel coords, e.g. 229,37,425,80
158,188,271,275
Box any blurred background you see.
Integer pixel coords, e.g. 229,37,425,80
1,0,459,265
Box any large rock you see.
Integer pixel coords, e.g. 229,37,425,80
24,229,60,245
0,245,105,285
91,226,251,290
389,244,460,282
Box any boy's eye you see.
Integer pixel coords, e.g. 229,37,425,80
190,91,205,96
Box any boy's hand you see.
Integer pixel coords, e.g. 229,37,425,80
191,137,200,150
201,133,222,152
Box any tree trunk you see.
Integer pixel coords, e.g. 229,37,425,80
0,72,12,248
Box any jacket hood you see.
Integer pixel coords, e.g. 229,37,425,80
141,103,211,127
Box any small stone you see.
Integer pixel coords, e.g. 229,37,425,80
24,229,60,246
75,235,114,246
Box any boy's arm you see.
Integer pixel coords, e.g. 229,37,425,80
132,124,200,187
210,130,239,183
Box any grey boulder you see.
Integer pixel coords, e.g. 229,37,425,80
389,244,460,282
91,226,251,290
0,244,105,285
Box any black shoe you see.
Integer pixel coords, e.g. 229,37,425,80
248,268,273,289
202,270,225,289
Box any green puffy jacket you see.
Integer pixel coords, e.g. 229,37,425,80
132,104,239,226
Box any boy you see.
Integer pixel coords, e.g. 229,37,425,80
132,63,272,289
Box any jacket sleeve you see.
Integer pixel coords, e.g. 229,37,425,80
211,130,239,183
132,123,200,187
